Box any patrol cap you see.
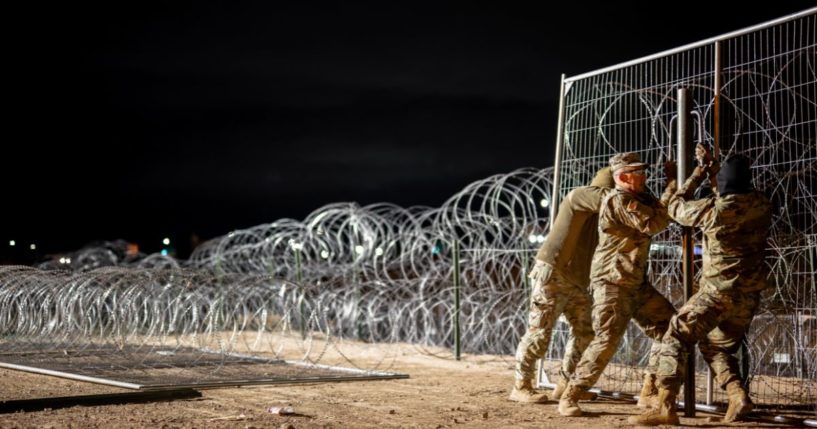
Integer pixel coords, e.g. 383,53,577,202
609,152,648,173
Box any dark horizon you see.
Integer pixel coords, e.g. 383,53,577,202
4,1,813,261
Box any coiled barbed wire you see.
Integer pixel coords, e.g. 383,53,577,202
5,15,817,407
2,155,814,407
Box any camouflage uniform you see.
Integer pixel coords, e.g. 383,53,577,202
656,167,772,392
568,186,675,389
514,169,613,387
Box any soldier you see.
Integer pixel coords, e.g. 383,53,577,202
509,167,614,403
630,147,772,425
558,152,677,416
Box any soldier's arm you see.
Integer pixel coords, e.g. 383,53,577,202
676,166,708,200
659,160,678,207
667,181,717,229
667,195,715,227
659,180,677,207
665,166,717,227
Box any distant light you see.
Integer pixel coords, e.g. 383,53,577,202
9,240,15,247
537,234,546,243
320,250,329,259
528,234,537,244
162,238,170,246
66,257,71,264
540,198,549,208
431,243,442,255
59,257,66,264
126,243,139,256
30,244,36,250
375,247,384,256
354,245,364,255
160,249,168,256
289,239,303,251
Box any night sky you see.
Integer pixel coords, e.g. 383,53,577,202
4,1,812,259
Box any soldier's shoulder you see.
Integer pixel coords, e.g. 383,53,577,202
569,186,611,201
716,191,771,216
605,189,651,214
750,191,773,213
752,190,771,205
601,189,626,206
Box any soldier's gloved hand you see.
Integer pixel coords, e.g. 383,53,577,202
527,260,553,286
663,160,677,181
707,159,720,176
694,143,711,167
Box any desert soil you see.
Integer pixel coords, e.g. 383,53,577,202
0,343,803,429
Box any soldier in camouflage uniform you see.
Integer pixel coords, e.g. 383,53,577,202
558,152,677,417
509,167,614,403
630,147,772,426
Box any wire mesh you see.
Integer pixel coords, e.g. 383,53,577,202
0,10,812,412
545,9,816,411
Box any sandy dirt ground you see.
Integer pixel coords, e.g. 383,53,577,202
1,341,807,429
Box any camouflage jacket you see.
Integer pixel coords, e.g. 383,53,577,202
535,185,612,288
668,171,772,292
590,188,670,287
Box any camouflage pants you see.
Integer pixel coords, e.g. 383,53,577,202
570,282,675,388
514,266,594,383
656,285,760,391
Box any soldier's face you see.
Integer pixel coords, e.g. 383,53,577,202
616,169,647,193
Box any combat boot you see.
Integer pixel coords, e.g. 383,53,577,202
723,381,753,423
636,373,658,408
508,379,550,403
551,377,597,401
557,384,586,416
627,387,680,426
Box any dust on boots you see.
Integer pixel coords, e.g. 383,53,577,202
628,388,680,426
723,381,753,423
557,384,588,416
551,378,597,401
508,380,550,404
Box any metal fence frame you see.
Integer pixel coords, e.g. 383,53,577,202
541,6,817,419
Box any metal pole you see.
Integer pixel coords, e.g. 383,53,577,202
706,366,714,405
549,73,568,230
522,249,530,302
713,40,722,159
677,88,696,417
708,40,723,194
452,239,461,361
537,73,568,388
707,43,721,397
739,340,750,390
295,247,306,340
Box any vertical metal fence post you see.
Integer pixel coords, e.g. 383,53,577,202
706,39,723,405
677,88,696,417
537,73,568,387
295,246,306,340
706,367,714,405
713,40,722,160
522,249,530,302
453,239,461,361
550,74,568,228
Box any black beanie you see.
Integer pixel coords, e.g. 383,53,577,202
717,155,753,196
